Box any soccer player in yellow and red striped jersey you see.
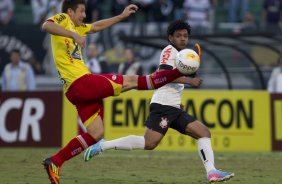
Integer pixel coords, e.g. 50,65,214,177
41,0,184,183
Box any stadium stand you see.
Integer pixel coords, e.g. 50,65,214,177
13,0,33,25
0,0,281,90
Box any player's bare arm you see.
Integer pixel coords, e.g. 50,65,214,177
41,21,86,47
172,76,202,88
184,77,202,87
89,4,138,33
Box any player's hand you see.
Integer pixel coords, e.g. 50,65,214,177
121,4,138,18
71,33,86,48
188,77,202,88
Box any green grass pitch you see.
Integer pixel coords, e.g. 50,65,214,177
0,148,282,183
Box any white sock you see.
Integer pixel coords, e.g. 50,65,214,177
101,135,145,151
198,137,216,173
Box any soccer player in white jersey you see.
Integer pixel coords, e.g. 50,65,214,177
84,20,235,183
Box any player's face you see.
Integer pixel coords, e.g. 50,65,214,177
124,49,134,62
87,44,98,58
10,52,20,65
69,4,86,26
169,29,189,50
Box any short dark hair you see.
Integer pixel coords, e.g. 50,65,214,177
167,20,191,38
10,49,20,55
62,0,86,13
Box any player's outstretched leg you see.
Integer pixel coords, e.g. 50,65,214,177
42,158,60,184
207,169,235,183
84,139,104,161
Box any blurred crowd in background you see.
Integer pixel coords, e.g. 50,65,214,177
1,0,281,33
0,0,282,91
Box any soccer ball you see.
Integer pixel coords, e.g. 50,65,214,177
176,49,200,75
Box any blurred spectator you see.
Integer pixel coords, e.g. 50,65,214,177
32,0,61,25
262,0,282,34
173,0,185,20
85,0,101,23
131,0,155,21
118,48,143,75
28,56,45,75
152,0,174,22
112,0,129,19
228,0,249,22
31,0,49,25
86,43,110,74
41,0,62,76
268,54,282,93
1,49,36,91
104,42,126,67
42,32,57,76
47,0,63,17
24,0,30,4
183,0,212,34
241,11,258,33
0,0,14,26
209,0,217,33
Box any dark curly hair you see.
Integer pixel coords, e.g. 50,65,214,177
62,0,86,13
167,20,191,39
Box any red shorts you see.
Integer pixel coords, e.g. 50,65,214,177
66,74,123,126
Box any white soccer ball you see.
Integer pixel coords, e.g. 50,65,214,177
176,49,200,75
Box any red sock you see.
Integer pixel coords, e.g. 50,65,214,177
51,133,96,167
138,68,183,90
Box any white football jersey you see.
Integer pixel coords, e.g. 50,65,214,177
150,45,184,108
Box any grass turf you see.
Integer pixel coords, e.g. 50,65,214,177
0,148,282,184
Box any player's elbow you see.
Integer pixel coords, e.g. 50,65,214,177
41,22,48,32
41,21,53,32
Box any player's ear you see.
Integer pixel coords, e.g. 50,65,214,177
168,35,172,43
67,8,73,15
